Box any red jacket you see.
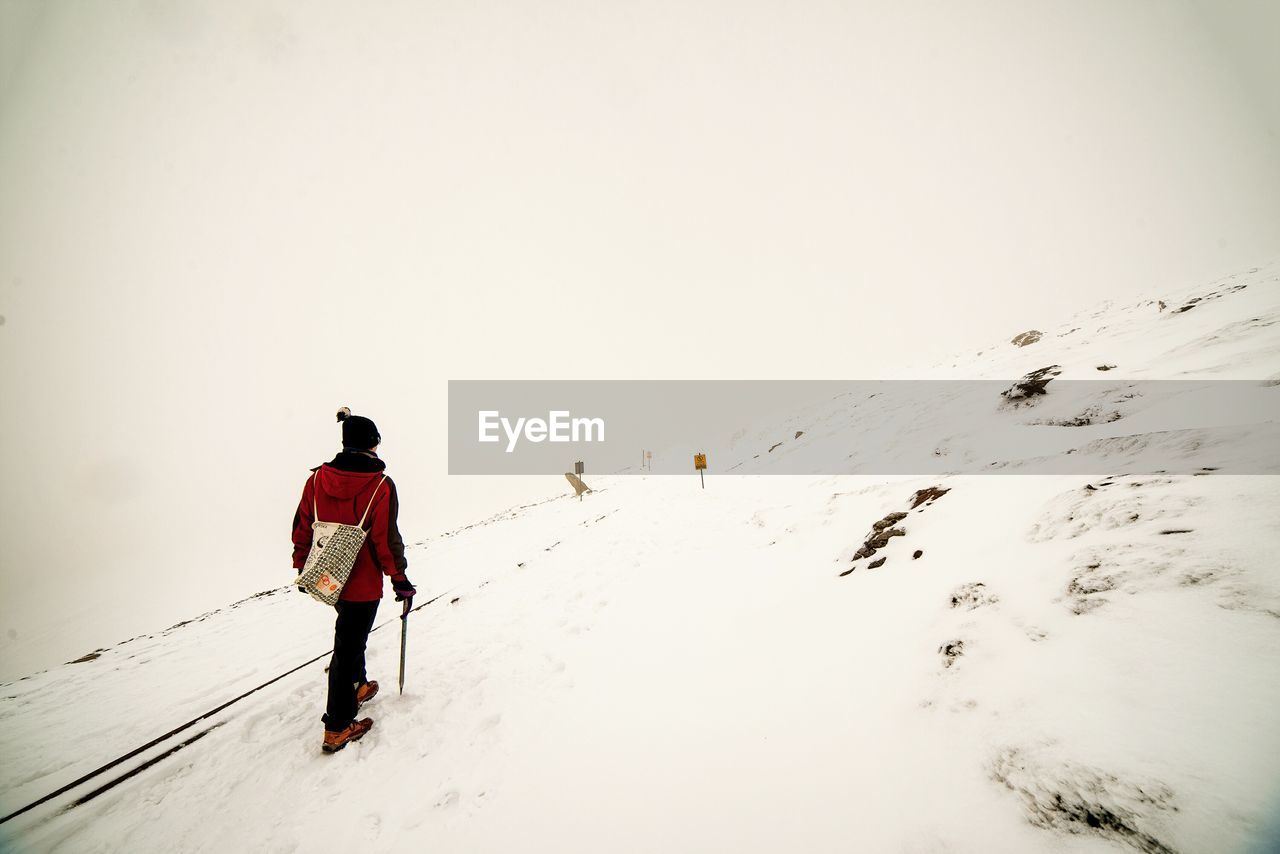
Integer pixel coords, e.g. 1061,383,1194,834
292,452,408,602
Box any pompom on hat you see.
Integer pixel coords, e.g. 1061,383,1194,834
336,406,381,450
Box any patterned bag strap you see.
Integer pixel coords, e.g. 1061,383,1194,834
357,475,389,529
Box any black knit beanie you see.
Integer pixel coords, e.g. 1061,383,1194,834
336,407,381,450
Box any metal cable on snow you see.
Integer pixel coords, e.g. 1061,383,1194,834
0,587,459,825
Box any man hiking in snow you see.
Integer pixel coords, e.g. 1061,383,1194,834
291,408,416,753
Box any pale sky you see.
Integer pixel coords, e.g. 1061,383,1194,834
1,0,1278,680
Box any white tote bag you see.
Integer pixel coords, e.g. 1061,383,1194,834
294,472,387,606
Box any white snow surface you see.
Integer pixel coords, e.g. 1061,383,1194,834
2,261,1280,853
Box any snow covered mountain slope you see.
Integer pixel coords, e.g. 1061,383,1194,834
1,261,1278,854
927,260,1279,380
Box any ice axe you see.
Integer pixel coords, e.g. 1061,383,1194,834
398,595,412,695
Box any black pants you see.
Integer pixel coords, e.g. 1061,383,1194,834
323,599,380,732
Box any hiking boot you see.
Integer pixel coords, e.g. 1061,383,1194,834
356,680,379,708
322,718,373,753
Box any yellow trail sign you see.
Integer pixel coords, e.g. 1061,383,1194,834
694,453,707,470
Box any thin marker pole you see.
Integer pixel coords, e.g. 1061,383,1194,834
398,596,411,695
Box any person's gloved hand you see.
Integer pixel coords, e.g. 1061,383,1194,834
391,575,416,602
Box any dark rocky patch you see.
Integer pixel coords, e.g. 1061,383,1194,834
1002,365,1062,402
854,526,905,558
910,486,951,509
1158,529,1193,535
1166,283,1248,317
913,549,923,559
1096,364,1116,371
868,557,886,569
873,512,907,531
1034,407,1123,427
871,527,906,546
794,430,804,439
950,582,997,610
1010,330,1043,347
843,487,948,575
767,442,783,453
68,651,103,664
852,511,909,560
939,640,965,668
991,748,1178,854
1067,564,1117,614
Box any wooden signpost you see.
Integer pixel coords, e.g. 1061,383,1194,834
566,471,590,499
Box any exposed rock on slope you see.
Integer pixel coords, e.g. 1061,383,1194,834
1001,365,1062,401
991,747,1178,854
841,486,950,575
